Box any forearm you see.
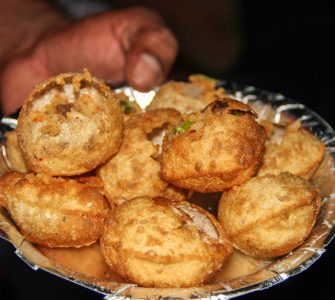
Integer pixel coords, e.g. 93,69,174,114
0,0,69,67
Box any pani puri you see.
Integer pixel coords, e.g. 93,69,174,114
160,97,266,192
101,196,233,287
218,172,320,258
258,121,325,179
0,172,110,248
17,70,123,176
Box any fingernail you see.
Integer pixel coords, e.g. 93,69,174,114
131,53,162,89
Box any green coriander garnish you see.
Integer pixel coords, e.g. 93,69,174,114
173,120,193,134
231,110,244,117
120,99,132,114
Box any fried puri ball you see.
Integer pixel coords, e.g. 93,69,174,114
4,131,28,173
98,109,183,206
115,91,142,121
218,172,321,258
0,172,110,248
100,196,233,288
17,70,123,176
258,121,325,179
160,97,266,192
147,74,226,113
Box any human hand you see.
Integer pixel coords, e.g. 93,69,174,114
0,7,178,115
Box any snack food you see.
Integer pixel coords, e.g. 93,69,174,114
100,196,234,287
160,97,266,192
0,172,110,247
258,120,326,179
147,74,226,113
115,91,142,121
218,172,321,258
17,71,123,176
0,73,331,297
98,108,183,205
4,130,27,173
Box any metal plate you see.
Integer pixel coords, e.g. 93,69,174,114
1,82,334,299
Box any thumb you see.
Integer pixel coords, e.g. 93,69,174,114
122,9,178,91
127,52,163,91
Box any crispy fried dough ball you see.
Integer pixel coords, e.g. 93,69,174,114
160,97,266,192
98,109,183,206
99,127,166,206
17,71,123,176
115,91,142,121
147,74,226,113
258,121,325,179
160,184,190,202
4,131,27,173
100,197,233,287
218,172,320,258
0,172,110,248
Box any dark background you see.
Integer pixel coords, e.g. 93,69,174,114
172,1,334,129
1,1,334,299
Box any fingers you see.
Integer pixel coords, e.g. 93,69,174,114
120,8,178,90
126,26,178,90
40,7,178,90
0,7,178,114
40,16,127,83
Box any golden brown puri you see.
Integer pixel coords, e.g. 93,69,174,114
218,172,321,258
98,109,184,206
0,172,110,248
115,91,142,121
4,131,27,173
147,74,226,113
100,196,234,288
160,97,266,193
125,107,182,134
98,127,166,206
257,120,326,179
17,70,123,176
160,184,190,202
